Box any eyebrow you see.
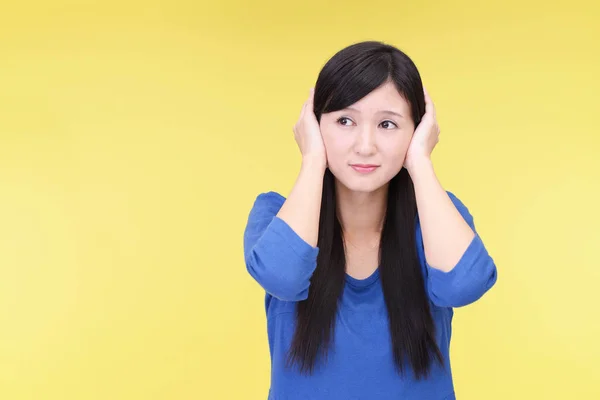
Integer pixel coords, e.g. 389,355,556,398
343,107,405,119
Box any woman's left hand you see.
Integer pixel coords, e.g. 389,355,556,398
403,87,440,174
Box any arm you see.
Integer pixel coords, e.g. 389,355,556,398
411,159,475,273
244,87,327,301
411,159,498,308
276,157,326,247
243,160,325,302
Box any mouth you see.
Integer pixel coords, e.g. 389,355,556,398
350,164,380,174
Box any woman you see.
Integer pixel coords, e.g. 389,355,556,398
243,41,497,400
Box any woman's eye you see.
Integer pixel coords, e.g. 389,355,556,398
380,120,398,129
337,117,353,126
336,118,397,129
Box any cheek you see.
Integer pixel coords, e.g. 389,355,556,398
383,134,412,158
398,136,412,154
320,126,333,149
321,127,349,158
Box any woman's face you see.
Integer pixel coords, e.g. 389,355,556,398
319,80,415,193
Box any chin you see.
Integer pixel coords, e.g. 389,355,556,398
332,172,390,194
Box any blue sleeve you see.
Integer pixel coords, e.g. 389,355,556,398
243,191,320,302
418,191,498,308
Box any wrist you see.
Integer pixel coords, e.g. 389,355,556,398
302,155,327,172
406,157,433,177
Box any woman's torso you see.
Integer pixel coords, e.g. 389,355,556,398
264,269,456,400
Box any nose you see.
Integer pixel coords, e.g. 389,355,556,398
353,125,377,156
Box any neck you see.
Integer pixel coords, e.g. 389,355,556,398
335,180,388,241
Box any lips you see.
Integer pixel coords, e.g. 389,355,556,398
350,164,380,173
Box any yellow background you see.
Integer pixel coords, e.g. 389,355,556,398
1,0,598,399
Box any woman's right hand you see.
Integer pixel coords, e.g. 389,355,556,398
293,88,327,169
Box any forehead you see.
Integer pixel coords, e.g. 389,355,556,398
348,80,410,113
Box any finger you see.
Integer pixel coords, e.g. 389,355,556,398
307,87,315,111
423,86,436,119
299,101,307,119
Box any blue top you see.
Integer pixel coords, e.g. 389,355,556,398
243,191,497,400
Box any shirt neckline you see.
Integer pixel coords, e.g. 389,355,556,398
345,268,380,288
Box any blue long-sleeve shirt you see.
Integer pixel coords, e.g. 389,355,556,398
243,191,497,400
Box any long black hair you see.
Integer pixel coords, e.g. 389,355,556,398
285,41,444,380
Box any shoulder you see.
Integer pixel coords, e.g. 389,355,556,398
439,191,480,234
249,191,287,216
446,190,474,223
446,190,473,219
253,190,286,207
245,191,287,231
414,190,474,233
446,190,465,208
243,191,288,258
